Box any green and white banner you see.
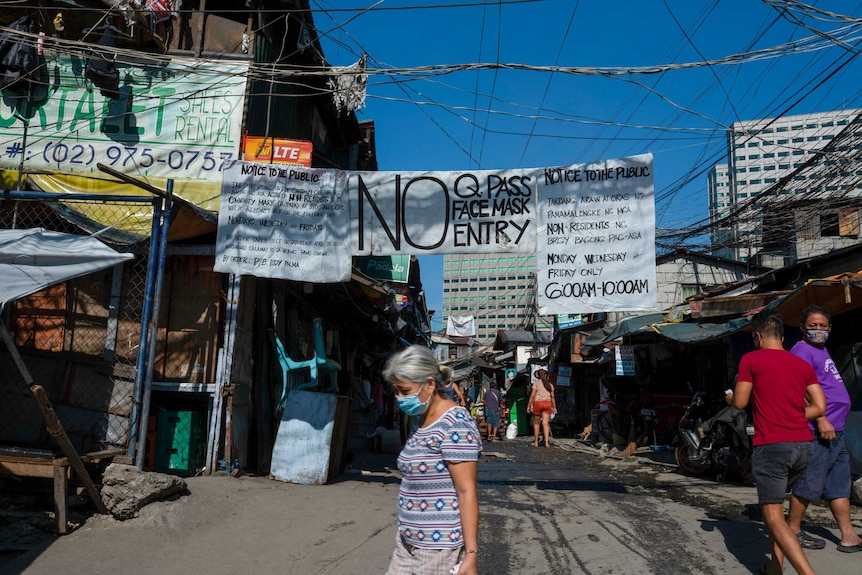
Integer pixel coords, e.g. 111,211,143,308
0,56,247,181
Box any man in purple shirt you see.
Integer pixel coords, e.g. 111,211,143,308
788,305,862,553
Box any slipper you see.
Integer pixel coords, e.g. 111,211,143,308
796,531,826,550
837,542,862,553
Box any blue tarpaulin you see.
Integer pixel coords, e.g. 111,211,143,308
585,273,862,345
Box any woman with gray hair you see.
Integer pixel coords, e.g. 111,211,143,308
382,346,482,575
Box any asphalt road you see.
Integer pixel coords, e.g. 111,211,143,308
1,437,859,574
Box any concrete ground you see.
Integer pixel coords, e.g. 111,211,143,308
0,436,859,575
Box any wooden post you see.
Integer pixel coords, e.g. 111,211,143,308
206,273,240,473
194,0,207,58
53,463,68,534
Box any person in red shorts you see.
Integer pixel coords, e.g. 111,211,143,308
730,312,825,575
527,369,556,448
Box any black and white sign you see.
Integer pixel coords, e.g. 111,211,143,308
348,169,536,255
537,154,656,313
215,155,657,313
214,161,351,282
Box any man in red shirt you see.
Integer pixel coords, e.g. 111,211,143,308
731,312,826,575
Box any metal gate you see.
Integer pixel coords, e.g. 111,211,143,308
0,189,166,463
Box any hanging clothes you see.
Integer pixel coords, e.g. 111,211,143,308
85,26,121,99
0,16,45,95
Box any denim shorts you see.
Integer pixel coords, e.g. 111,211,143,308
792,431,852,501
751,441,814,505
485,408,501,429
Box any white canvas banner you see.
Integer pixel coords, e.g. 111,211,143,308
348,169,537,255
214,161,351,282
537,154,656,314
446,315,476,337
0,228,134,309
212,155,658,319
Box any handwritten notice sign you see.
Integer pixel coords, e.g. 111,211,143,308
214,161,351,282
348,169,536,255
537,154,656,314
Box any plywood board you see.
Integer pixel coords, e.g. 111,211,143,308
161,328,218,382
66,363,114,411
270,391,337,485
155,256,221,383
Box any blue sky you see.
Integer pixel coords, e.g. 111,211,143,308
314,0,862,331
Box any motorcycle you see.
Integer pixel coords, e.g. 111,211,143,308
675,389,755,482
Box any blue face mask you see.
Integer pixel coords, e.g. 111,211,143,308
805,329,829,344
397,390,430,416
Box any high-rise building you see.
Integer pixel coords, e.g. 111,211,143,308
442,254,550,345
708,164,733,260
708,108,862,264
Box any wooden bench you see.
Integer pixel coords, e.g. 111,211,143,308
0,447,124,534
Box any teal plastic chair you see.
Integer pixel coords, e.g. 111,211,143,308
267,329,318,413
313,318,341,394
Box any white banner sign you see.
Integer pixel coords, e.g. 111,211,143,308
537,154,656,314
446,315,476,337
213,155,657,314
214,161,351,282
0,56,247,181
348,169,536,255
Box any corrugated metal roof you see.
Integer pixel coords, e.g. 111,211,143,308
496,330,552,344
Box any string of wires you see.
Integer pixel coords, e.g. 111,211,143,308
660,107,862,254
2,2,861,265
2,21,860,82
